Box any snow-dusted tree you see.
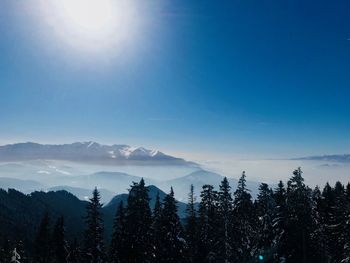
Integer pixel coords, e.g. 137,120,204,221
330,181,347,262
255,183,275,262
83,188,105,263
34,212,52,263
123,178,153,263
272,180,287,262
217,177,234,263
341,183,350,263
284,168,313,263
109,201,126,263
53,216,68,263
10,248,20,263
184,184,199,263
232,171,256,262
158,187,187,262
198,184,218,262
310,186,328,262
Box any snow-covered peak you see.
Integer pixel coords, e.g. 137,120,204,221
0,142,192,166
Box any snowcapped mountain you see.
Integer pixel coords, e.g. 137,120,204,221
0,142,194,166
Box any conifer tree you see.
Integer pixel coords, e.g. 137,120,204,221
34,212,52,263
232,171,256,262
123,178,153,263
217,177,234,263
66,238,82,263
198,184,218,262
158,188,186,263
152,192,163,261
272,180,287,262
83,188,105,263
53,216,68,263
109,201,126,263
310,186,328,262
342,183,350,263
330,181,346,262
255,183,275,262
184,185,198,263
0,238,12,263
284,167,313,263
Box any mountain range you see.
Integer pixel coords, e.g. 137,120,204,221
0,184,189,245
0,142,195,166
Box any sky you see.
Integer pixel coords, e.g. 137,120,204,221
0,0,350,161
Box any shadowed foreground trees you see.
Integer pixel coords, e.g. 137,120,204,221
1,168,350,263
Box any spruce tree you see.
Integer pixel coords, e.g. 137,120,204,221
217,177,234,263
255,183,275,262
66,238,82,263
342,183,350,263
83,188,105,263
310,186,328,262
52,216,68,263
184,185,198,263
109,201,126,263
272,180,287,262
0,238,12,263
123,178,153,263
198,184,218,262
158,188,186,263
152,192,163,261
34,212,52,263
284,168,313,263
330,181,346,262
232,171,256,262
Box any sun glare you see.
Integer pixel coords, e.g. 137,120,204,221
60,0,115,32
37,0,140,54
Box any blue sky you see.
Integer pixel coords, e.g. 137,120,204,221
0,0,350,159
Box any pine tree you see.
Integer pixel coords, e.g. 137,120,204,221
52,216,68,263
272,180,287,262
232,171,256,262
330,181,346,262
152,192,163,261
109,201,126,263
158,188,187,263
284,167,313,263
0,238,12,263
34,212,52,263
123,178,153,263
83,188,105,263
310,186,328,262
255,183,275,262
66,238,82,263
342,183,350,263
184,185,198,263
198,184,218,263
217,177,234,263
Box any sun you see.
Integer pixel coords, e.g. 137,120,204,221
37,0,140,53
60,0,115,32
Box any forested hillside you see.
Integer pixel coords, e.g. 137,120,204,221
1,168,350,263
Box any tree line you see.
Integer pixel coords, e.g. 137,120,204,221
1,168,350,263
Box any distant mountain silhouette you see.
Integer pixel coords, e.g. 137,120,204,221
0,142,197,166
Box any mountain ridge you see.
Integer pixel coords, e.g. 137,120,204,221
0,141,196,166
